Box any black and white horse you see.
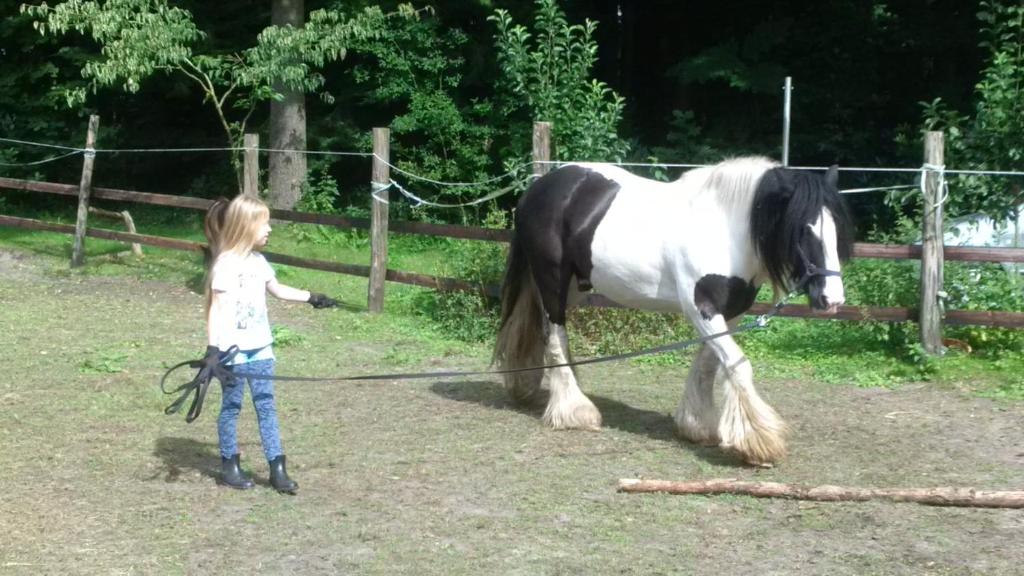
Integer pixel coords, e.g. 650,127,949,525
494,157,853,466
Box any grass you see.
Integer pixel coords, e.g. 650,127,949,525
3,212,1024,573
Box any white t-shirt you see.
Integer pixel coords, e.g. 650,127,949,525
210,252,275,356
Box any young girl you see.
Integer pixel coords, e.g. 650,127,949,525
203,195,338,493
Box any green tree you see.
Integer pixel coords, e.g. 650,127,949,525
489,0,628,163
922,0,1024,219
351,13,498,223
23,0,421,193
0,0,96,179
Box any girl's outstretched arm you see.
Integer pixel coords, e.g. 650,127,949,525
268,278,340,308
266,278,311,302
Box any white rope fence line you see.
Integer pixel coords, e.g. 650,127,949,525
0,149,84,167
369,181,392,204
385,178,527,208
0,136,82,151
2,135,1022,203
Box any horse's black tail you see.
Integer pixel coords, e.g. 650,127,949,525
493,231,546,403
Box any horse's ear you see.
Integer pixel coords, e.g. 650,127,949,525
825,165,839,188
762,167,791,190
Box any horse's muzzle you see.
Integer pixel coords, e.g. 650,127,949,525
809,278,844,314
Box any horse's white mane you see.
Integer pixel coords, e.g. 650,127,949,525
680,156,779,212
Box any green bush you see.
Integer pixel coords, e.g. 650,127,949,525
944,262,1024,357
286,168,370,250
568,307,697,365
413,209,508,342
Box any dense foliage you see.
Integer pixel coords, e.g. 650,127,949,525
2,0,1010,215
490,0,628,163
21,0,420,189
3,0,1022,364
922,0,1024,219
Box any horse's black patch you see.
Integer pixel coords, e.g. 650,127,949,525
694,274,759,320
514,165,620,324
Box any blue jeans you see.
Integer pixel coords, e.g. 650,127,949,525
218,358,283,462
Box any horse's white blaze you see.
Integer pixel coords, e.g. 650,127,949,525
812,209,845,311
542,323,601,430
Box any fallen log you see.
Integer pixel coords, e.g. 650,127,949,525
617,478,1024,509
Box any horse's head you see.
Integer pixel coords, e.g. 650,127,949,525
751,165,853,313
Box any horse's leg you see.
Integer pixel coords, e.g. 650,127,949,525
541,320,602,430
673,343,721,446
690,315,788,466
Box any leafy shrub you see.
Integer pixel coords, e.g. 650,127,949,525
943,261,1024,357
351,13,498,223
490,0,629,163
413,209,508,342
287,168,369,249
271,325,306,348
919,1,1024,220
568,307,696,364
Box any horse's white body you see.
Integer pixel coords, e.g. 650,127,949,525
579,161,767,313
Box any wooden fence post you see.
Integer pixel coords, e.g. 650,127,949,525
88,207,142,256
368,127,390,313
920,131,945,355
533,121,552,178
71,114,99,268
243,133,260,197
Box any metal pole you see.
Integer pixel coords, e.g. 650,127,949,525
782,77,792,166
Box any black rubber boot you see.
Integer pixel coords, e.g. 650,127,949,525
219,454,255,490
269,455,298,494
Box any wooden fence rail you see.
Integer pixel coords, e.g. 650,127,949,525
1,208,1022,328
2,123,1023,336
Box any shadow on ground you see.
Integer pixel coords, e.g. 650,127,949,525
429,380,741,467
151,436,220,483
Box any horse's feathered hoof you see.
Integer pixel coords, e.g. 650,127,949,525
674,412,721,447
543,402,602,431
722,433,788,468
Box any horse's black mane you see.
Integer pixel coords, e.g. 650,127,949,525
750,167,853,290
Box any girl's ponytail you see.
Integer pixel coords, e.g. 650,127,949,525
203,197,229,313
203,197,229,266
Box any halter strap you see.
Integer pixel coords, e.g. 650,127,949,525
794,245,841,286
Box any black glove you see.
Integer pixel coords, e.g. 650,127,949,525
163,346,236,423
308,292,340,309
196,345,235,386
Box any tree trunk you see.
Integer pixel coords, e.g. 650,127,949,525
268,0,307,210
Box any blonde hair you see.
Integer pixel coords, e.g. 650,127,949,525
204,195,270,312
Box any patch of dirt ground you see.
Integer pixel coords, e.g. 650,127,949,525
1,246,1023,575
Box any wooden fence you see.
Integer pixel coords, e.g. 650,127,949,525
2,118,1023,345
